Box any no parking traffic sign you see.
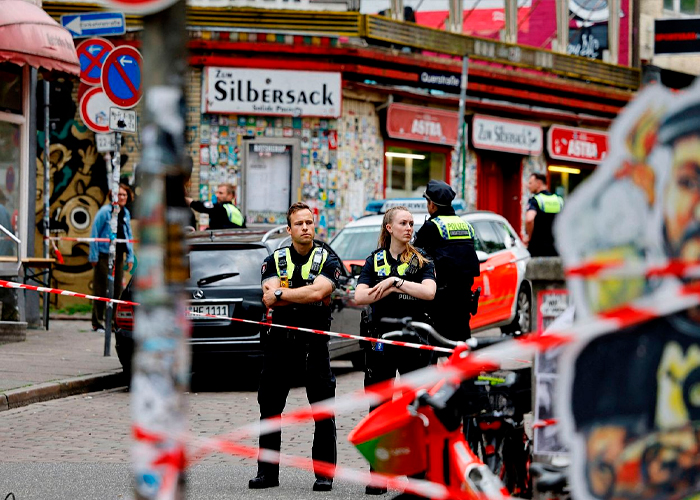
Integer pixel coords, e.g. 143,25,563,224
99,0,178,15
101,46,143,109
80,87,112,133
76,37,115,86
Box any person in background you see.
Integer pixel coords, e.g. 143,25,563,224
354,205,436,495
89,183,134,334
414,180,480,340
525,173,564,257
186,183,245,229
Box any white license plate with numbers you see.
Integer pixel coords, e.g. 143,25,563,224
187,304,229,319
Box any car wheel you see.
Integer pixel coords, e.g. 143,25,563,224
501,286,531,336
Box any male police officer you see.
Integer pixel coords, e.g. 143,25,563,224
250,202,341,492
525,173,563,257
414,180,480,340
186,183,245,229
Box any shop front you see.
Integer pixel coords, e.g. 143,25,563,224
546,124,609,197
472,114,543,232
384,103,458,199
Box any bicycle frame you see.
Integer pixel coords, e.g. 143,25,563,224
348,345,509,499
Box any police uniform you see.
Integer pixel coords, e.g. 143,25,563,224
189,199,245,229
256,243,341,483
358,248,436,403
414,180,480,341
526,191,563,257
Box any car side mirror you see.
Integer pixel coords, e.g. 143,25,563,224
476,250,489,263
350,264,363,277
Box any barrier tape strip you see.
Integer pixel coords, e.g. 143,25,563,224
45,236,138,244
0,279,139,306
565,258,700,279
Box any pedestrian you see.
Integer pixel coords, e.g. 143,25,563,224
185,182,245,229
524,173,564,257
89,183,134,333
414,180,480,341
249,202,341,492
354,205,436,495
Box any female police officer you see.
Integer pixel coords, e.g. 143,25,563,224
354,205,436,494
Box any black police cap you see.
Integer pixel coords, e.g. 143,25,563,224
423,180,456,206
658,101,700,146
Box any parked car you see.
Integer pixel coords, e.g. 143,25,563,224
114,225,362,380
329,210,531,335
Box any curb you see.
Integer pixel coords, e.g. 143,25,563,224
0,369,126,412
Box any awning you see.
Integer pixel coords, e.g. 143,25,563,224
0,0,79,75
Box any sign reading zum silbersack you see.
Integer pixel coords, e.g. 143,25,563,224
203,67,342,117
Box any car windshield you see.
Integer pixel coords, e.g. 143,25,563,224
189,245,269,287
330,223,423,261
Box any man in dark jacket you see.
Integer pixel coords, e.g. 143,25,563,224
186,183,245,229
414,180,480,340
525,173,563,257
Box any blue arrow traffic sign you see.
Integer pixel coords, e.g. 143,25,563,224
61,12,126,39
101,46,143,109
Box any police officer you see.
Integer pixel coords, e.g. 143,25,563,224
524,173,564,257
354,205,436,495
186,183,245,229
414,180,479,341
249,202,341,492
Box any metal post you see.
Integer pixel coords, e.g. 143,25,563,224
608,0,620,65
452,56,469,200
132,0,189,498
42,81,51,329
104,133,121,357
504,0,518,44
554,0,569,54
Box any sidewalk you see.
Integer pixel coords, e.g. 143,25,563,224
0,319,124,411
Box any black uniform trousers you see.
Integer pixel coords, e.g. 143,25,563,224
257,328,337,480
364,328,432,413
431,287,472,342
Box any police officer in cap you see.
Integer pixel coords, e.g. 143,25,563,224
186,182,245,229
250,202,340,492
414,180,480,340
525,173,563,257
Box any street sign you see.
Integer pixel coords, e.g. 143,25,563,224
95,133,118,153
79,87,112,133
75,37,115,86
101,46,143,109
109,107,137,133
98,0,178,16
61,12,126,39
654,18,700,55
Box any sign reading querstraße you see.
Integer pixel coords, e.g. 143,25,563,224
203,67,341,117
654,18,700,55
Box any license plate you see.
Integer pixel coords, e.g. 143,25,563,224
187,304,230,319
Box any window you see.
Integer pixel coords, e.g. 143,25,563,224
189,245,269,287
472,221,505,254
0,64,22,115
0,121,19,257
664,0,700,15
492,221,517,249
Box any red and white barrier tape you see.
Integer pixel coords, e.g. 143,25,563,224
46,236,138,244
532,419,557,429
566,258,700,280
0,279,139,306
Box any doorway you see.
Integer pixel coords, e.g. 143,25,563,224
477,152,522,231
242,138,300,225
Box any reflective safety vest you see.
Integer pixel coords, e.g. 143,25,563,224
274,246,328,287
373,250,420,277
534,193,564,214
431,215,475,241
223,203,245,226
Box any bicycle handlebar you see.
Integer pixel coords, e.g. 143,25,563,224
379,317,507,351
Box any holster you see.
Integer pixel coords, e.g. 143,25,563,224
360,307,375,350
470,287,481,316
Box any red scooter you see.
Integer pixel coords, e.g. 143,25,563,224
348,318,510,499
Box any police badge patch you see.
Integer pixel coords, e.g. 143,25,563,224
261,262,267,275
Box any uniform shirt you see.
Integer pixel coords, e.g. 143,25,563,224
413,207,480,289
358,249,436,328
189,200,245,229
527,190,560,257
261,244,341,330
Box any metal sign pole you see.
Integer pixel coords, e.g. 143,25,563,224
42,81,51,328
133,0,189,498
104,132,121,357
452,56,469,201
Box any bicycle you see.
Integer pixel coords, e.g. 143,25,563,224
348,317,513,499
530,462,569,500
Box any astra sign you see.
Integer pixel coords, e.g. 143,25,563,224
386,103,460,145
547,125,608,164
203,67,341,117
